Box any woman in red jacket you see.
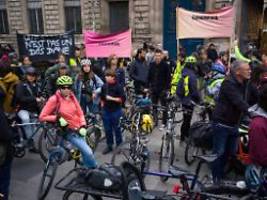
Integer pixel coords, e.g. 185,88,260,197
249,83,267,167
39,76,97,168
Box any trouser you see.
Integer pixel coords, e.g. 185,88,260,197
66,132,97,168
17,110,36,140
180,105,193,141
102,109,123,148
151,91,167,126
0,157,12,200
211,122,238,183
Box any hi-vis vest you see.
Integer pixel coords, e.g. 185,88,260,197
170,61,185,95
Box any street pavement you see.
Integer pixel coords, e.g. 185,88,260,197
9,114,208,200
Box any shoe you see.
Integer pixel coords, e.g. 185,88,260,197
102,146,113,155
159,124,166,131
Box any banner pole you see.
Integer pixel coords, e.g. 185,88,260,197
176,7,180,58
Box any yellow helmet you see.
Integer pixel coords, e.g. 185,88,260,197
141,114,154,134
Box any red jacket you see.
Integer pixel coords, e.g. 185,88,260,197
39,90,86,129
249,106,267,167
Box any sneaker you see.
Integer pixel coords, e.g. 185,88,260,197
102,146,113,155
159,124,166,131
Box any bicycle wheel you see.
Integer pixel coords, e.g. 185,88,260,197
62,191,102,200
111,141,150,173
159,134,174,182
86,128,101,152
38,160,58,200
184,137,204,166
38,127,58,162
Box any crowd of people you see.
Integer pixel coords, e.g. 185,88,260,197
0,41,267,199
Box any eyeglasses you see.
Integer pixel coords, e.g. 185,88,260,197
60,86,71,90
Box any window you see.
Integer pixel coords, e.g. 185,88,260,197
28,0,44,34
0,0,9,34
109,1,129,33
64,0,82,34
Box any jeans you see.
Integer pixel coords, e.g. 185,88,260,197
0,158,12,200
211,122,238,183
102,109,123,147
180,105,193,141
17,110,35,139
66,133,97,168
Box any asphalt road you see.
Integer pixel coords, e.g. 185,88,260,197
9,113,209,200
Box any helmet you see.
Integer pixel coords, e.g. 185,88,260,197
25,66,37,75
56,75,73,86
185,56,197,63
245,165,262,193
141,114,153,134
211,63,226,74
81,58,91,66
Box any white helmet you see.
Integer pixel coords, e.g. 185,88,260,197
81,58,91,66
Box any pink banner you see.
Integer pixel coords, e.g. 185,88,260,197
177,6,235,39
84,29,132,58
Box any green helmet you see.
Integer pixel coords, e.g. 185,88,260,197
56,75,73,86
185,56,197,63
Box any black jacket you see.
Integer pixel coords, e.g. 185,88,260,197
100,81,126,112
129,58,150,84
212,74,249,126
15,81,40,112
148,61,171,93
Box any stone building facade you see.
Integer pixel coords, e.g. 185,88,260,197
0,0,266,56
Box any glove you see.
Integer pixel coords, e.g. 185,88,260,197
79,127,87,137
58,117,68,127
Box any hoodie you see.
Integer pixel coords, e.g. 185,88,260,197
248,104,267,167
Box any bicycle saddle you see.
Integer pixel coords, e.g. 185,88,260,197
194,154,218,163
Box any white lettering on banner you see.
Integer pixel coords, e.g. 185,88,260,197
24,36,45,56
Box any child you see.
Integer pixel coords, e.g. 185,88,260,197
101,69,125,154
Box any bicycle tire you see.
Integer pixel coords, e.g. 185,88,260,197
184,137,204,166
111,141,150,173
62,191,102,200
38,127,58,162
38,160,58,200
159,134,174,182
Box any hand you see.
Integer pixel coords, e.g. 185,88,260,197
36,97,41,102
79,127,87,137
58,117,68,127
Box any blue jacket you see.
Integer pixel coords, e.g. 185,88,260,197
74,74,104,104
177,67,200,106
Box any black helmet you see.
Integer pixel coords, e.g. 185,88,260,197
25,66,37,75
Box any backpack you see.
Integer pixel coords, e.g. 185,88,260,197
0,73,20,113
84,163,124,191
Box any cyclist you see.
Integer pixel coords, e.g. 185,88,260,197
74,58,103,114
15,67,43,153
177,56,200,142
249,84,267,167
211,60,251,184
39,75,97,168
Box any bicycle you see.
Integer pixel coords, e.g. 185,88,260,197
38,129,87,200
111,117,151,174
6,113,48,158
157,96,183,182
144,154,250,200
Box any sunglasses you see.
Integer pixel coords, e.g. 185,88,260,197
60,86,71,90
